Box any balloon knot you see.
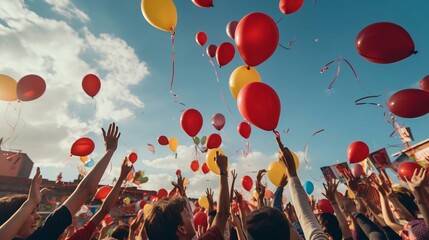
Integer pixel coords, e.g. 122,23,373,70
247,66,250,70
413,50,418,54
211,4,214,7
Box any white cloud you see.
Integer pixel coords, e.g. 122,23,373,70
0,0,148,169
43,0,89,22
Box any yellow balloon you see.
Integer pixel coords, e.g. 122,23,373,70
80,156,88,163
267,162,287,187
169,137,178,152
183,177,189,186
291,151,300,170
123,197,131,205
0,74,18,101
253,189,258,200
206,148,226,175
141,0,177,32
143,203,152,216
229,66,261,99
198,196,209,209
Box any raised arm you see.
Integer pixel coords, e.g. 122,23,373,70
406,168,429,227
273,174,287,211
63,123,121,215
205,188,215,226
322,180,352,239
0,168,43,240
276,136,328,240
210,152,229,234
255,169,267,209
230,170,237,204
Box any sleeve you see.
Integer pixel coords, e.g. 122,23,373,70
351,213,387,240
66,220,97,240
289,177,328,240
273,187,283,211
27,205,72,240
199,226,225,240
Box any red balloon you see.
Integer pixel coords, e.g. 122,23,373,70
157,188,168,199
128,152,138,163
241,175,253,191
181,109,203,137
398,162,422,181
139,200,147,209
158,135,169,146
206,133,222,149
237,82,281,131
16,74,46,101
387,89,429,118
355,22,415,64
202,162,210,174
235,12,279,67
195,32,208,46
190,160,200,172
103,214,114,225
95,186,112,200
237,122,251,139
176,169,181,175
226,21,239,40
206,44,217,58
347,141,369,164
318,199,334,214
192,0,213,8
216,42,235,67
279,0,304,14
71,137,95,156
82,74,101,98
419,75,429,92
211,113,225,131
193,212,208,232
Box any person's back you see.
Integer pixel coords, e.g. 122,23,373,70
246,207,290,240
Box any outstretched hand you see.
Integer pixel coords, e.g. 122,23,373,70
172,172,186,196
205,188,214,206
322,179,339,202
343,169,359,193
276,137,297,177
102,122,121,151
119,157,133,179
215,151,228,171
28,167,43,205
406,168,428,192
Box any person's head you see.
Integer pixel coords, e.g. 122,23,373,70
318,212,342,240
0,194,40,238
391,186,418,220
111,224,129,240
144,197,195,240
246,207,290,240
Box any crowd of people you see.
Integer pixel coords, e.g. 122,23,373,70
1,123,429,240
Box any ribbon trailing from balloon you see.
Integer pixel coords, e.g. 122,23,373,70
303,129,325,166
3,102,24,149
206,55,234,115
279,37,297,51
320,56,359,89
354,95,396,137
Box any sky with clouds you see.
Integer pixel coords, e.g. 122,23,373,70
1,0,429,200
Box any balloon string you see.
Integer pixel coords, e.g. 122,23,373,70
328,55,342,90
100,161,113,183
303,129,325,167
220,129,239,157
354,95,396,137
2,102,24,149
343,59,358,81
208,54,234,115
218,87,234,115
208,57,219,83
170,31,177,98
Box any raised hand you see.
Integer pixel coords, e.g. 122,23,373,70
231,169,238,182
215,151,228,172
285,203,298,223
343,169,359,193
234,190,243,206
172,172,186,196
119,157,133,180
279,174,288,189
322,179,339,202
275,136,297,177
28,167,43,205
205,188,214,207
101,122,121,152
406,168,428,192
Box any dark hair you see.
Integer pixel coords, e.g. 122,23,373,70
393,186,418,219
0,194,28,225
144,197,186,240
111,224,129,240
246,207,290,240
319,212,342,240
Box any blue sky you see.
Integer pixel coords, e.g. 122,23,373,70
1,0,429,199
